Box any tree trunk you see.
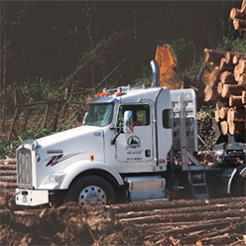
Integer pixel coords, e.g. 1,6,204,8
1,6,7,133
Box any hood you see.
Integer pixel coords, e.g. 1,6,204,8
36,126,101,149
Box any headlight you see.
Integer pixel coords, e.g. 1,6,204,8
22,139,38,150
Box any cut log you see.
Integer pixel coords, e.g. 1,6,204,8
233,18,246,31
204,49,226,65
230,7,246,19
224,52,232,64
204,85,214,101
217,82,223,95
228,121,245,135
227,107,245,123
232,53,246,65
220,121,228,135
119,210,243,224
238,74,246,86
229,95,243,107
204,84,220,101
220,71,237,84
224,52,242,65
241,0,246,13
238,59,246,74
218,58,234,72
242,90,246,104
207,66,220,87
219,107,229,120
216,99,229,110
221,84,245,98
234,63,242,81
215,109,220,122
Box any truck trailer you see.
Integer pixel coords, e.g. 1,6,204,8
15,60,246,207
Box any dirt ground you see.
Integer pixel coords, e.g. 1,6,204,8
0,159,246,245
0,195,146,246
0,193,246,246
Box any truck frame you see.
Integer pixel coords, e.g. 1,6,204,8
15,60,246,207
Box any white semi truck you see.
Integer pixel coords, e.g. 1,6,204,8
15,61,246,207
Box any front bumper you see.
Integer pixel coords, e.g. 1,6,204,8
15,188,49,206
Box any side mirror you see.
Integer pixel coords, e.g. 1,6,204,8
123,110,133,134
82,112,88,125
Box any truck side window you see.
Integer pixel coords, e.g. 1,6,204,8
117,104,150,127
162,109,173,129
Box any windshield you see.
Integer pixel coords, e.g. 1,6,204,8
84,103,114,127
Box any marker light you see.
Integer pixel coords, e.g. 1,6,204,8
90,155,94,161
115,91,121,97
95,92,109,97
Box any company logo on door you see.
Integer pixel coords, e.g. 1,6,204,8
126,136,141,149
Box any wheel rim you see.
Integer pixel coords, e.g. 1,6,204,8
78,185,107,205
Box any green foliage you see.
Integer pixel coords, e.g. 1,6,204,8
131,66,152,87
55,121,76,132
0,121,76,158
20,128,53,140
197,105,216,151
171,38,193,57
21,78,64,102
217,36,246,53
0,140,19,159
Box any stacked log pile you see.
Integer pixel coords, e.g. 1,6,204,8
0,158,17,195
203,49,246,140
230,0,246,31
111,197,246,245
1,197,244,245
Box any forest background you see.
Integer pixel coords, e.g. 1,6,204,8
1,1,246,158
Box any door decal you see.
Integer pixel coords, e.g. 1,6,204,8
126,136,141,149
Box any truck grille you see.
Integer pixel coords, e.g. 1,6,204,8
16,148,33,187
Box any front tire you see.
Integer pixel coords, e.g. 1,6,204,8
67,175,116,205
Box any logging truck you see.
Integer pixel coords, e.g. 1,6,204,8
15,60,246,207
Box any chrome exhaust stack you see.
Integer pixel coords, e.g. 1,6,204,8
150,60,159,87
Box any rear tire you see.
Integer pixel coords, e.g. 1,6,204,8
231,167,246,197
67,175,116,205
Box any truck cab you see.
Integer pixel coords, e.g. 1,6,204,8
15,62,246,207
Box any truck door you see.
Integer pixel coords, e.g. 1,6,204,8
115,103,155,167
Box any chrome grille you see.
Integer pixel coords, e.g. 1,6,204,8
16,147,33,187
